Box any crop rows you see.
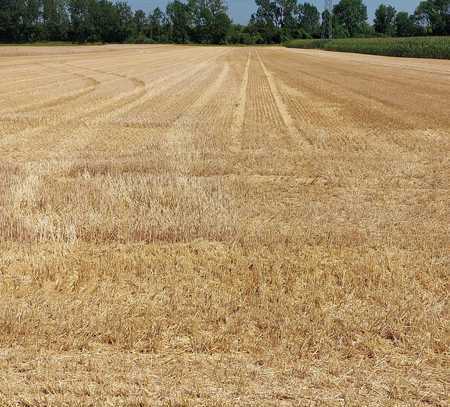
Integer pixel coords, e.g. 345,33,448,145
285,36,450,59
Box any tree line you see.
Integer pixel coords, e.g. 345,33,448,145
248,0,450,43
0,0,449,44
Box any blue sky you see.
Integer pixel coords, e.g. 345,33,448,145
127,0,420,24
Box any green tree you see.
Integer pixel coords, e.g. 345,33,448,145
114,1,134,41
18,0,43,41
415,0,450,35
278,0,297,27
0,0,15,41
374,4,396,36
0,0,19,41
186,0,201,41
166,0,191,43
43,0,69,41
206,0,231,43
249,2,279,43
297,2,320,38
187,0,230,43
133,9,147,36
92,0,120,42
251,0,301,43
148,7,164,41
333,0,368,37
67,0,96,42
279,0,299,40
254,0,279,28
395,11,419,37
321,9,332,38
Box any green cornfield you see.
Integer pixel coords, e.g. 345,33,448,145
284,36,450,59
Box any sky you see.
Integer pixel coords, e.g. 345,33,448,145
127,0,421,24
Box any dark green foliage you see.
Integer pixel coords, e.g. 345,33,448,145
0,0,448,46
43,0,69,41
333,0,369,37
415,0,450,35
284,36,450,59
248,0,321,43
67,0,95,43
0,0,231,44
0,0,47,42
395,12,422,37
188,0,231,44
226,24,265,44
147,7,166,42
133,9,146,35
166,0,190,43
374,4,396,36
298,2,320,37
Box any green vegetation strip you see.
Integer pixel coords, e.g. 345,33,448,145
284,37,450,59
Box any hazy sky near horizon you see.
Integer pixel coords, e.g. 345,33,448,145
127,0,420,24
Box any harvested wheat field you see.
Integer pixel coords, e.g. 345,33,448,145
0,44,449,406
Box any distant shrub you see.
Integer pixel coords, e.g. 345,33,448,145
284,36,450,59
127,34,156,44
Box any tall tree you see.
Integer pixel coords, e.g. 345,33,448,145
67,0,96,42
278,0,297,28
321,9,332,38
250,0,280,43
253,0,279,28
297,2,320,38
148,7,164,41
395,11,419,36
166,0,191,43
115,1,134,41
43,0,69,41
333,0,368,37
204,0,231,43
187,0,230,43
133,9,147,36
18,0,43,41
92,0,120,42
0,0,20,41
415,0,450,35
374,4,396,36
251,0,304,42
